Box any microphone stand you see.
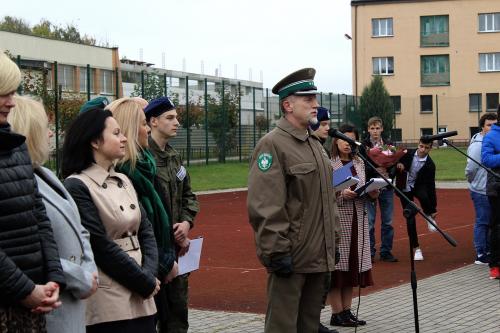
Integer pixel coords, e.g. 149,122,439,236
442,138,500,180
352,144,457,333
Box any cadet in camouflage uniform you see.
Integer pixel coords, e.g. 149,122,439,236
247,68,341,333
144,97,200,333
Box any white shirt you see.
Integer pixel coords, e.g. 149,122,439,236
405,151,428,192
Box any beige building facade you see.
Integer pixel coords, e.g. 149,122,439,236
351,0,500,141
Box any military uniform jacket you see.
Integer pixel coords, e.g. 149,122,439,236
247,117,340,273
148,137,199,226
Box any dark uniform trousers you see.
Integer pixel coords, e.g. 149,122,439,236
157,274,189,333
265,272,329,333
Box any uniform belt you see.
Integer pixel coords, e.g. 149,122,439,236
114,235,140,251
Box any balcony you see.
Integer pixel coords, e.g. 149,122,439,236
421,72,450,86
421,32,449,47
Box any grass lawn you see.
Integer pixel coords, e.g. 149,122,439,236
430,146,467,181
188,147,468,191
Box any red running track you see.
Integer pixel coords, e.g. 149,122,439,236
188,189,476,314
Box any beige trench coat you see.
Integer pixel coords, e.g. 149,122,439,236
69,164,156,325
247,117,341,273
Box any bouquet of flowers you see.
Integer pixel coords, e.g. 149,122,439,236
367,144,407,168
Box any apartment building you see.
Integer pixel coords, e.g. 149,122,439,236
351,0,500,140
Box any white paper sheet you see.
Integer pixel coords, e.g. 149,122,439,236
177,237,203,276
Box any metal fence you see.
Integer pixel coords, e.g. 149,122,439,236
14,55,361,175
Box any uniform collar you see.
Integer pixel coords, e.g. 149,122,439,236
148,136,175,158
81,163,121,187
277,117,310,142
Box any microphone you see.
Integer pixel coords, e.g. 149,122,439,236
328,128,362,146
421,131,458,141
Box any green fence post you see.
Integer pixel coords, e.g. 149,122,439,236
238,82,242,162
337,94,341,128
435,94,439,137
222,80,226,163
345,94,349,124
141,70,145,98
115,67,119,99
253,87,256,147
54,62,60,176
205,78,208,165
164,73,168,96
16,55,23,95
266,88,270,132
185,76,190,166
320,92,323,106
86,64,91,101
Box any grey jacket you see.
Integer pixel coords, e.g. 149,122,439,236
35,167,97,333
466,132,487,195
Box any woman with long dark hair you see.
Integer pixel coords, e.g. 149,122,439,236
62,108,160,333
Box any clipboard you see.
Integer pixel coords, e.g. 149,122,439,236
354,178,390,196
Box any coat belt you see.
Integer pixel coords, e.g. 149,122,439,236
114,235,140,251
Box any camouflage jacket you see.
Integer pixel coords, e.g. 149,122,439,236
148,136,199,227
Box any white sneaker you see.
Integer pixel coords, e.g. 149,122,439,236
414,248,424,261
427,218,437,232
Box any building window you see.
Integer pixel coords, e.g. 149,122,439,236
390,96,401,114
486,93,499,111
421,55,450,86
469,94,482,112
391,128,402,142
479,13,500,32
100,69,115,95
421,15,449,47
121,70,141,84
372,57,394,75
57,64,75,91
479,53,500,72
372,18,393,37
421,128,433,136
420,95,433,113
79,67,95,93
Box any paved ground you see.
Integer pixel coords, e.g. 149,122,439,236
188,264,500,333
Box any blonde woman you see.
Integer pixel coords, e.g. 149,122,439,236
107,98,179,331
8,96,98,333
0,52,64,332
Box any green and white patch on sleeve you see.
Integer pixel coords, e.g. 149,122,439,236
257,153,273,172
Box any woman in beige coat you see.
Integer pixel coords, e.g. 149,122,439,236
62,108,161,333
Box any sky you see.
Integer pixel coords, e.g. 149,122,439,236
2,0,354,94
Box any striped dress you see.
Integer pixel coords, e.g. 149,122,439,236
331,156,373,288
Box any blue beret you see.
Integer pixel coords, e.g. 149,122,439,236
144,97,175,120
79,96,109,114
310,107,330,131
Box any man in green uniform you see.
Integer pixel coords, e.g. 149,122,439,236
144,97,199,333
247,68,341,333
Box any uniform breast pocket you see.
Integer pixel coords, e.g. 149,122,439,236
289,163,316,179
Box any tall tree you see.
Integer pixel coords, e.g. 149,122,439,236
131,70,165,101
0,16,31,34
206,84,239,162
359,75,394,137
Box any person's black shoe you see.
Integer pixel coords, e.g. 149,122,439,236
330,312,358,327
318,322,338,333
347,310,366,326
380,253,398,262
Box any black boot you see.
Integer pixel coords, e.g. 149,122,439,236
330,311,357,327
345,309,367,326
318,322,339,333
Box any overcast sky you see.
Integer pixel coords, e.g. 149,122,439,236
3,0,353,93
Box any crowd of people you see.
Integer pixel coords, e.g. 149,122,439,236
0,52,199,333
2,48,500,333
247,67,500,333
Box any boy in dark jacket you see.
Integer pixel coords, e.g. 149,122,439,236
396,138,437,261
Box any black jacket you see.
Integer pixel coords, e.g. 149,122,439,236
396,149,437,215
0,125,65,305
